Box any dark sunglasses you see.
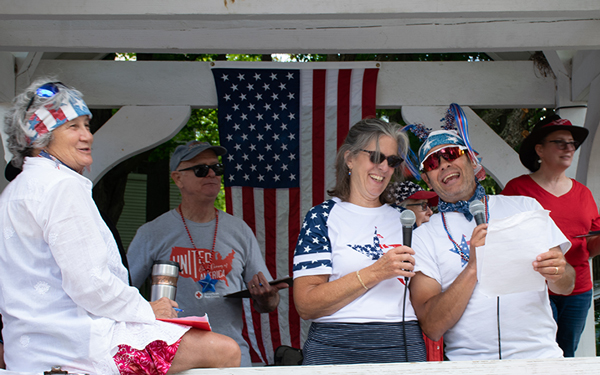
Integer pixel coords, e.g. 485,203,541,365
26,82,65,112
405,202,430,212
547,139,581,151
360,149,403,168
420,146,467,172
178,163,224,177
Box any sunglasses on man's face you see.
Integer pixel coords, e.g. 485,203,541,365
360,149,403,168
178,163,224,177
26,82,65,112
420,146,468,172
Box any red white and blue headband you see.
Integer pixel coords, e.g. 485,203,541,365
23,88,92,144
404,103,486,181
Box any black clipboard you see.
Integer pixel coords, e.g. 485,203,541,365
574,230,600,238
223,276,293,298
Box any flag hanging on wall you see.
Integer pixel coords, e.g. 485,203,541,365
212,63,379,364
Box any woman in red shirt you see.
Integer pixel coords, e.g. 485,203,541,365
502,115,600,357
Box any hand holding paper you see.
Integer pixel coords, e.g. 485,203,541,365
476,210,553,297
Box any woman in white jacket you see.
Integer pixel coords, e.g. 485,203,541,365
0,78,240,374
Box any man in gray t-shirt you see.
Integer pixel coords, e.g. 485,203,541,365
128,141,287,366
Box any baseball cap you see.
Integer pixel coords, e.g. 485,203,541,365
170,141,227,172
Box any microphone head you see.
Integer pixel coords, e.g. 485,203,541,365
400,209,416,227
469,200,485,216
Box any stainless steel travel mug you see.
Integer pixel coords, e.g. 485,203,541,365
150,260,180,301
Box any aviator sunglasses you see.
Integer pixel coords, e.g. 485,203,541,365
360,149,404,168
420,145,468,172
26,82,65,112
178,163,224,178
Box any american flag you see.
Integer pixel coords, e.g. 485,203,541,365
212,63,379,364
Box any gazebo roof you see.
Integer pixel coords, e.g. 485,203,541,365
2,1,599,54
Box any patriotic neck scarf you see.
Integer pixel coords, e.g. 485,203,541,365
23,95,92,144
438,181,486,221
38,150,78,173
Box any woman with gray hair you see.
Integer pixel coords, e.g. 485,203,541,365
0,78,240,374
292,118,426,365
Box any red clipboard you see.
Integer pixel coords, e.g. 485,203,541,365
158,314,212,331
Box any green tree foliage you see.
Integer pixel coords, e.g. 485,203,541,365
226,54,263,61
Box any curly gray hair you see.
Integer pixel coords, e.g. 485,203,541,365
4,77,88,168
327,118,409,205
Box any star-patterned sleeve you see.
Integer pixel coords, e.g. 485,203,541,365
293,200,336,278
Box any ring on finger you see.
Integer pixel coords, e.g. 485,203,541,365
554,267,559,275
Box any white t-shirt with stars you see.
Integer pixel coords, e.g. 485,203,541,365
293,198,417,323
413,194,569,360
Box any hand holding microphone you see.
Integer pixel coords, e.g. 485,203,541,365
468,200,488,265
469,200,486,226
367,210,416,282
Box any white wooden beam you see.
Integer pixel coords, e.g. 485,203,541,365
572,50,600,102
83,106,191,184
2,0,599,19
0,53,15,103
556,106,588,180
14,52,43,90
28,60,555,109
1,18,598,54
376,61,554,109
543,50,569,78
402,105,528,189
545,50,589,179
581,74,600,199
1,1,599,54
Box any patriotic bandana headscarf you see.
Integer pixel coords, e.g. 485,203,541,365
418,130,486,182
418,129,466,165
23,94,92,144
404,103,486,182
419,129,487,220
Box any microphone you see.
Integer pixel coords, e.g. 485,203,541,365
400,209,416,283
400,209,416,247
469,200,486,226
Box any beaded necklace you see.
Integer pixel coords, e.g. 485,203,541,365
441,195,489,263
178,205,219,271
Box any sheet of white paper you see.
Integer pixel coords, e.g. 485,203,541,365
476,209,550,297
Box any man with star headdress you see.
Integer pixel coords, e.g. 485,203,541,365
409,129,575,360
128,141,287,367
